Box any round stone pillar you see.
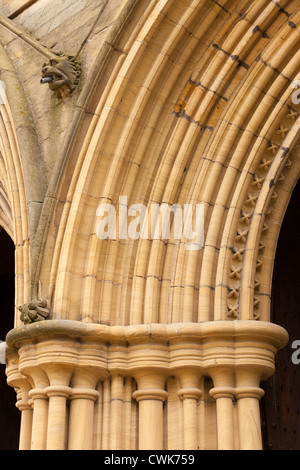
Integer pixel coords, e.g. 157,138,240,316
29,388,49,450
68,368,100,450
177,369,202,450
43,364,73,450
209,367,235,450
16,396,33,450
6,356,32,450
24,367,49,450
44,385,72,450
133,372,167,450
235,368,265,450
68,388,99,449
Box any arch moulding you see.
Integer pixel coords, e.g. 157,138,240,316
2,0,300,451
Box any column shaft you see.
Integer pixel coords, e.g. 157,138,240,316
178,388,202,450
215,395,235,450
17,402,33,450
235,368,265,450
45,387,71,450
137,394,166,450
29,390,48,450
68,389,99,450
236,388,264,450
133,372,167,451
110,374,124,450
209,387,236,450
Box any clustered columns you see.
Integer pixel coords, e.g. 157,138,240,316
132,369,202,450
7,363,104,450
209,367,265,450
5,320,288,451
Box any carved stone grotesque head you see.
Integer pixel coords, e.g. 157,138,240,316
41,56,81,99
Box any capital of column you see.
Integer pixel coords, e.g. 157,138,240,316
132,389,168,403
235,386,265,400
69,388,99,401
177,387,202,400
16,399,32,412
209,387,235,400
29,388,48,401
44,385,72,399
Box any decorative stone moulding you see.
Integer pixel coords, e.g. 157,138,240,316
226,110,299,323
5,319,288,450
40,56,81,99
18,300,49,324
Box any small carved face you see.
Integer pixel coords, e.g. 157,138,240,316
41,57,80,98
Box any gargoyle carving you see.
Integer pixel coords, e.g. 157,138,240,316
18,299,49,324
41,56,81,99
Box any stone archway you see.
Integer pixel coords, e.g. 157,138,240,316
2,0,300,450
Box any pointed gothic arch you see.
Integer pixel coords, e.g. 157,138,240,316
2,0,300,451
36,0,300,328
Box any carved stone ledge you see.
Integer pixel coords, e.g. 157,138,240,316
6,320,288,381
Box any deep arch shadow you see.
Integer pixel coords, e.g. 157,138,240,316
0,228,20,450
261,178,300,450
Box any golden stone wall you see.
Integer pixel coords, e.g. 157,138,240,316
0,0,299,450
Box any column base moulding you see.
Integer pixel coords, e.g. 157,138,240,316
4,320,288,450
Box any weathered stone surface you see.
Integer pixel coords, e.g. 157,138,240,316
0,0,299,451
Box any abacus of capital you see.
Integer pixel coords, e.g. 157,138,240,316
5,319,288,451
